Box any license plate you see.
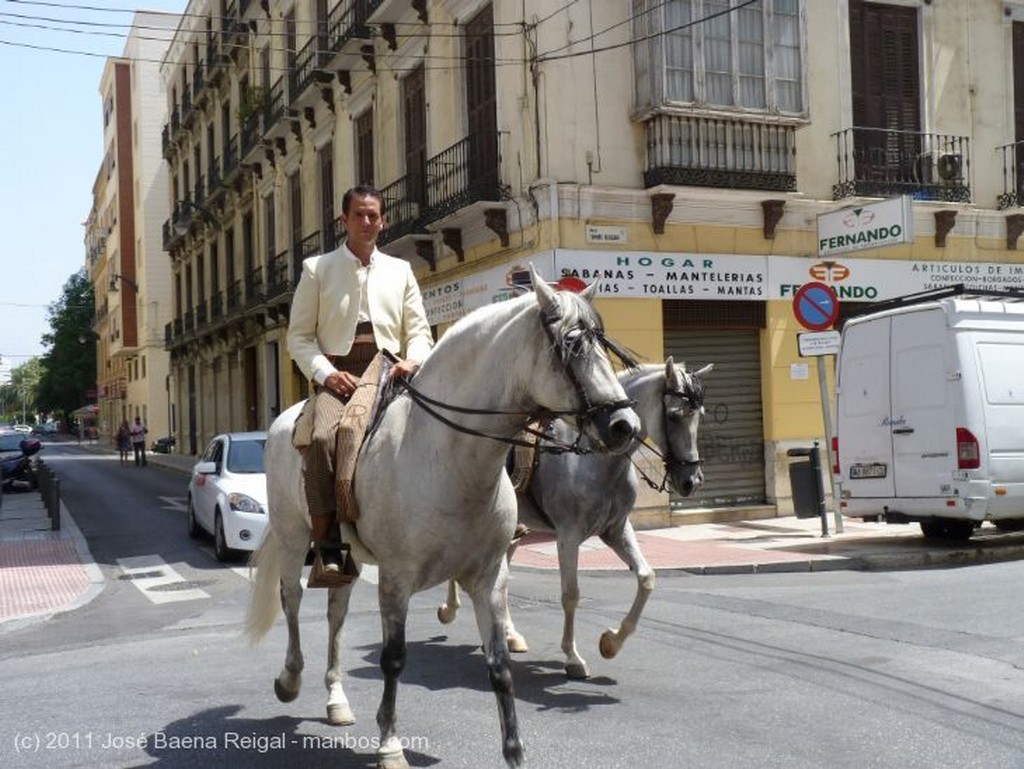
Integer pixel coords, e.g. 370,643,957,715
849,463,887,480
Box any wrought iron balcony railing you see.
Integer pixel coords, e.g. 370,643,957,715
377,133,504,245
327,0,372,53
263,77,287,134
643,113,796,192
290,34,329,104
225,279,243,315
266,250,292,299
245,266,264,307
998,140,1024,210
832,126,970,203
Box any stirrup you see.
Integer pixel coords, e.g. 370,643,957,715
308,542,359,588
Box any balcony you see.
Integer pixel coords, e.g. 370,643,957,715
161,125,174,160
206,31,229,83
207,156,224,203
193,175,207,209
181,88,195,128
223,133,241,185
183,309,195,337
378,174,423,245
225,279,243,316
245,266,265,308
195,299,209,330
323,0,373,71
998,140,1024,210
643,114,796,192
366,0,424,24
209,291,224,323
262,77,289,140
266,249,293,300
378,133,505,246
170,106,182,139
832,127,970,203
289,34,331,110
192,61,207,105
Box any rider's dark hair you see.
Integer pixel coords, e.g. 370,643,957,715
342,185,385,215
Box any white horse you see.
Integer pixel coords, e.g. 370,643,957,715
439,358,711,679
245,272,640,769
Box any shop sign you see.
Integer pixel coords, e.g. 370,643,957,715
817,196,914,257
553,250,766,299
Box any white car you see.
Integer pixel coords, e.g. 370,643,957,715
187,431,269,561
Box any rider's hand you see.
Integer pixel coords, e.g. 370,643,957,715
390,359,420,380
324,370,359,398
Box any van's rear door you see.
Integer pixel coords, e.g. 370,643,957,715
890,309,958,497
837,317,895,497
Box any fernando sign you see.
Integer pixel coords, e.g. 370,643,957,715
817,196,914,257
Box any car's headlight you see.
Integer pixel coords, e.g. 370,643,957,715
228,493,265,514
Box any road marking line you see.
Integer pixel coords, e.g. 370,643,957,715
159,496,189,512
117,555,210,604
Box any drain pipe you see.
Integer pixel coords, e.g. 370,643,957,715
528,179,560,252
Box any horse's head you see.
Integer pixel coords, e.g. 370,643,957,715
532,268,640,454
663,357,712,496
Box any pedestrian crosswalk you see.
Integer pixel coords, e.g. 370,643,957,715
116,554,378,605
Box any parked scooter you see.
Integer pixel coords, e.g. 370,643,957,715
1,437,42,492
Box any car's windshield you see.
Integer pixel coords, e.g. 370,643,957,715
227,438,266,473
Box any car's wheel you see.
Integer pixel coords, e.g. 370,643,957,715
186,496,202,539
214,511,235,562
920,519,976,541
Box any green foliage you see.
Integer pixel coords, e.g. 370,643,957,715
36,269,97,424
236,84,267,125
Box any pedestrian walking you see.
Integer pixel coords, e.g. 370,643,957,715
116,420,131,466
129,416,148,467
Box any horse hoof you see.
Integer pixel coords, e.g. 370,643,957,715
327,702,355,726
377,738,409,769
274,679,300,703
437,605,456,625
565,662,590,680
506,632,529,654
599,630,620,659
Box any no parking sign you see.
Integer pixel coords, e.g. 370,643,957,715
792,282,839,331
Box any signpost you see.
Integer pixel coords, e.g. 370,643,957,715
793,282,843,533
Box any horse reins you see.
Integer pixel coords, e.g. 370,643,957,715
389,296,635,455
632,375,705,493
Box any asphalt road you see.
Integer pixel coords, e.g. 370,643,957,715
1,445,1023,768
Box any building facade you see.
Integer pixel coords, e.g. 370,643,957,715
87,12,176,445
157,0,1024,523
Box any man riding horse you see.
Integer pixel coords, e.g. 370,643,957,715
286,184,433,583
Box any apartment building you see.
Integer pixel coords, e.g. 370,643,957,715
158,0,1024,523
86,12,176,445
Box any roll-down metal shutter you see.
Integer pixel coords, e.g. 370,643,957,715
664,307,766,508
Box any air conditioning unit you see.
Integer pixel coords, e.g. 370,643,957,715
937,153,963,182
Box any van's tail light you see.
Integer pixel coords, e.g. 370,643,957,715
956,427,980,469
831,436,840,475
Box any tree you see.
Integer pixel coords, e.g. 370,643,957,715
36,269,96,424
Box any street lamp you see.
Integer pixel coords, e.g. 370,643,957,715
108,273,139,293
172,200,219,236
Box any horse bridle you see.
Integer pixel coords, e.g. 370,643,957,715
633,371,706,493
391,298,634,455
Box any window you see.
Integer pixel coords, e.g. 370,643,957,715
355,110,374,187
633,0,803,115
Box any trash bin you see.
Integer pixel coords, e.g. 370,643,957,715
787,442,828,534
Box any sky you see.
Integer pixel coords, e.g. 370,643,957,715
0,0,186,377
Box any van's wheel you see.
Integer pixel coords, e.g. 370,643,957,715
920,519,976,541
994,519,1024,532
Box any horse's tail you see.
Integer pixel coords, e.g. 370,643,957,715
245,525,285,642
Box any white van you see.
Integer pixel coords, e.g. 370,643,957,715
833,287,1024,540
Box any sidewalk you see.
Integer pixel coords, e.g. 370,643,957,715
4,444,1024,631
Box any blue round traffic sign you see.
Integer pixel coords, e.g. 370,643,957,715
793,282,839,331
